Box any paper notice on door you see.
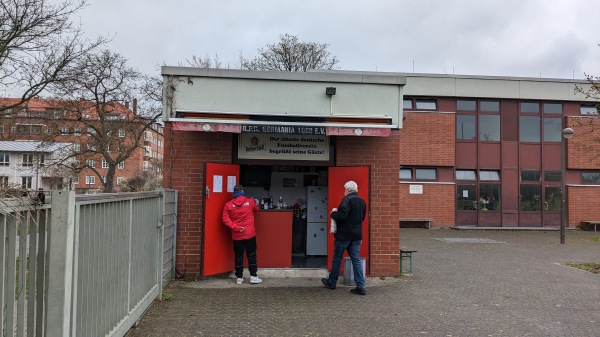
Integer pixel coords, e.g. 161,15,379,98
227,176,236,192
213,175,223,193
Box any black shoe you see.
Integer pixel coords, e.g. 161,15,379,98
321,278,336,290
350,288,366,295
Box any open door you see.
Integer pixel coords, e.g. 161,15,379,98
203,163,240,276
327,166,370,273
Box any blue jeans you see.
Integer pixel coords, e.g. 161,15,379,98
328,239,365,290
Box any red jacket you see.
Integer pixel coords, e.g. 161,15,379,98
222,195,259,240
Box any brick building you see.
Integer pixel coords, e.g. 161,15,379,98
161,68,600,278
0,98,164,192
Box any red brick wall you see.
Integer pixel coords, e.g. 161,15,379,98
567,186,600,226
399,184,455,227
567,116,600,169
163,123,232,277
399,112,455,166
336,132,401,276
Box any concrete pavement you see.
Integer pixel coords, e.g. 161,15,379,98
125,228,600,336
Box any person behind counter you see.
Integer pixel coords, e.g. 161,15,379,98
222,184,262,285
321,180,367,295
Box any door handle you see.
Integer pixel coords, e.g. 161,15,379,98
544,202,548,210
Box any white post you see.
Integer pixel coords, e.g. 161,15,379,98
45,190,76,336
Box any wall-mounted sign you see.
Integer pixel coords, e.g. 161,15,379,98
241,125,326,135
238,132,329,161
409,185,423,194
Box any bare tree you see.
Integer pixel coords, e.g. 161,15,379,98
45,49,162,193
0,0,106,113
573,73,600,162
183,53,223,68
240,34,339,72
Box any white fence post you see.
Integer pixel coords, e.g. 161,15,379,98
45,191,76,336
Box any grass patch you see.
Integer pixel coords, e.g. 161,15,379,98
590,237,600,242
565,262,600,274
162,293,173,301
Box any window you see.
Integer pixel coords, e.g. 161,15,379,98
118,129,125,138
580,105,597,115
479,115,500,141
479,170,500,181
520,116,540,142
87,128,95,135
118,162,124,169
403,99,413,110
85,176,95,185
86,144,96,151
582,172,600,184
73,143,80,152
480,101,500,112
86,159,95,168
102,160,109,168
74,128,81,136
144,130,152,141
0,153,9,166
544,171,561,182
456,115,476,140
22,154,33,166
400,167,437,181
457,100,476,111
39,154,45,167
16,124,30,134
82,114,90,119
60,127,69,135
415,99,437,110
72,176,79,185
457,185,477,210
415,168,436,180
399,168,412,180
10,126,16,134
543,118,562,142
102,176,107,183
479,184,500,210
31,125,41,134
456,170,476,180
521,170,541,182
143,160,149,171
520,102,539,113
46,127,52,135
21,176,32,189
117,177,124,185
520,184,541,211
144,146,151,156
0,176,8,187
543,103,562,114
0,125,3,133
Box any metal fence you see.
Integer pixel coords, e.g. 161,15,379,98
1,189,177,337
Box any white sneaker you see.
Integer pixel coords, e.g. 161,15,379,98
250,276,262,284
236,277,244,285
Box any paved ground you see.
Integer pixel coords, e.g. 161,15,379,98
125,229,600,337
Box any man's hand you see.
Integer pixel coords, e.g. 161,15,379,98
239,227,245,232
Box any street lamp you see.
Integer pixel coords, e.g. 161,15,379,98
560,127,574,244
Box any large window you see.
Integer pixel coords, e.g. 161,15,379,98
582,172,600,184
457,115,476,140
520,184,541,211
22,154,33,166
456,170,501,211
543,118,561,142
21,176,32,189
520,116,540,142
85,176,95,185
479,115,500,141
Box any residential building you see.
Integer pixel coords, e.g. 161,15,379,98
0,98,164,193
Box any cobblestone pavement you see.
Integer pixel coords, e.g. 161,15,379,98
126,229,600,337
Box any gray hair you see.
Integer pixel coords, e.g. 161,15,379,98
344,180,358,192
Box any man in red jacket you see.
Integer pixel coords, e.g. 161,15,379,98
222,184,262,284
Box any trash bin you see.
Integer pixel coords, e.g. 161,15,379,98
343,257,366,286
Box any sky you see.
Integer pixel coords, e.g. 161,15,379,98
69,0,600,79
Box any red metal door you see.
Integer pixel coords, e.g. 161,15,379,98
327,166,370,273
203,163,240,276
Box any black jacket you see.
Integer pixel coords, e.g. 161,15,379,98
330,192,366,241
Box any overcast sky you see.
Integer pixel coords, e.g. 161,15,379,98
73,0,600,80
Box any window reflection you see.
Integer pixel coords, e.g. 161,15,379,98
479,115,500,141
457,115,476,140
457,185,476,210
520,116,540,142
480,184,500,211
520,184,541,211
543,118,561,142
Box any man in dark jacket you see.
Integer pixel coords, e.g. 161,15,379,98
322,180,367,295
222,184,262,285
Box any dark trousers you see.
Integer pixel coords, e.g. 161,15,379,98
233,236,258,278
